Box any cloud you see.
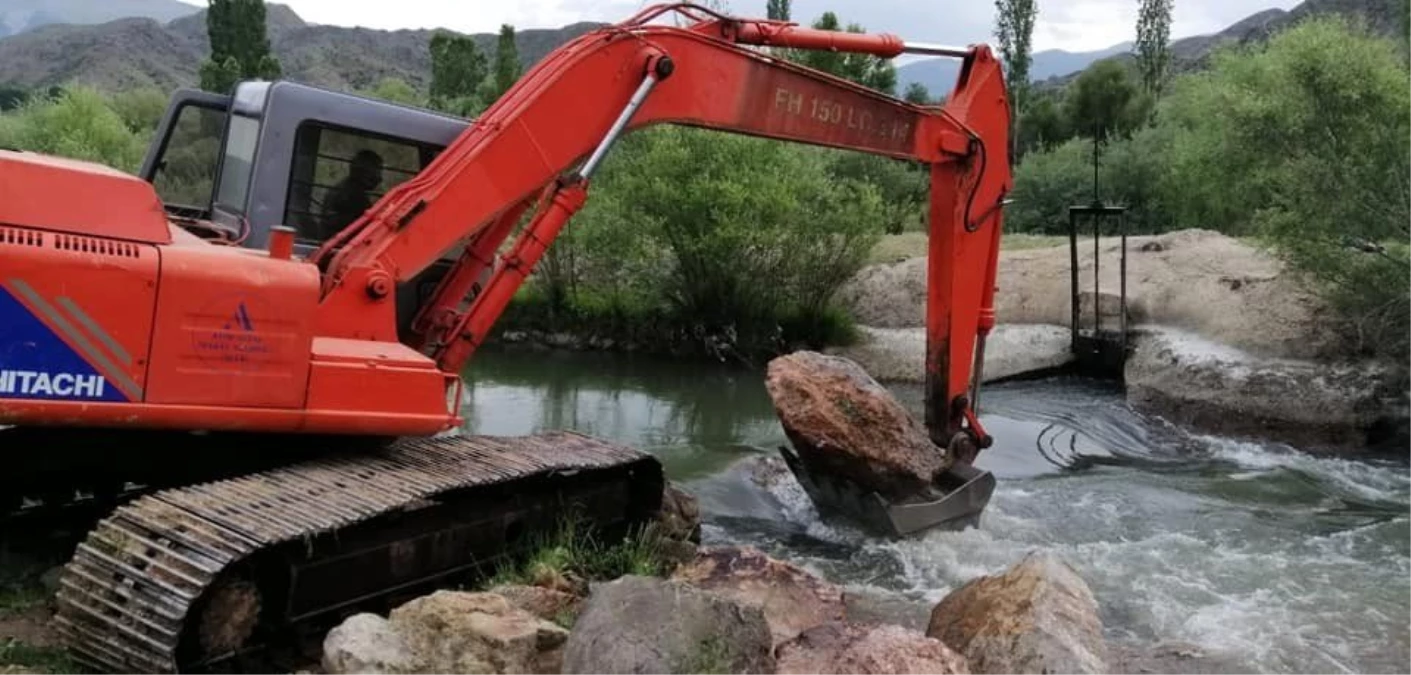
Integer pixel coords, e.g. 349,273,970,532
277,0,1302,52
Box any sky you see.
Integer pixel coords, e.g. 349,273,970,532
228,0,1303,53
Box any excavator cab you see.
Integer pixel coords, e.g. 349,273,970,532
137,80,472,336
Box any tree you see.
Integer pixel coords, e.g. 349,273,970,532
1016,93,1071,154
199,0,282,94
429,30,488,115
994,0,1038,110
365,77,422,106
1064,59,1142,142
903,82,932,104
789,12,897,94
491,24,522,102
1135,0,1174,98
766,0,790,21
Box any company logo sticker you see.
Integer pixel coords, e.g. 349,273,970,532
192,298,272,368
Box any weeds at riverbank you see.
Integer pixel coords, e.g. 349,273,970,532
482,517,670,592
0,639,78,675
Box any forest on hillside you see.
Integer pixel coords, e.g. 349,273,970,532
0,0,1406,364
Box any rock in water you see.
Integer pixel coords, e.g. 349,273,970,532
388,590,569,674
654,482,703,568
670,545,845,647
776,622,971,674
561,575,774,674
765,350,949,500
322,613,422,674
926,551,1108,674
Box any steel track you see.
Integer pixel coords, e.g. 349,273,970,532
50,430,664,673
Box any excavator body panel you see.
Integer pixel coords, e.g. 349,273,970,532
0,203,459,435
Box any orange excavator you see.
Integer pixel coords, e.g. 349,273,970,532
0,3,1010,671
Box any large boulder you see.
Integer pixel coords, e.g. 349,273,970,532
561,575,774,674
654,482,703,567
926,551,1108,674
1124,327,1406,452
322,613,421,674
388,590,569,674
670,545,845,647
764,351,950,501
776,622,970,674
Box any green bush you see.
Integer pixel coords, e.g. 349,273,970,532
1006,128,1171,234
1163,15,1410,358
517,124,883,359
0,87,146,172
1011,14,1410,360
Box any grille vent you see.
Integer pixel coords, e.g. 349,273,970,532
54,233,140,258
0,226,43,248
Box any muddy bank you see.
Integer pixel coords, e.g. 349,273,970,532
828,324,1074,385
1125,327,1408,453
836,229,1406,453
838,229,1339,361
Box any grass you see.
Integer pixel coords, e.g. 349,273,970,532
0,585,46,620
0,640,80,674
481,516,670,592
867,232,1068,264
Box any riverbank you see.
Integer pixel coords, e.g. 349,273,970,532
834,229,1409,455
316,483,1117,675
4,351,1406,674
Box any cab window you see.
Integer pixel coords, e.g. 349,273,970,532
149,103,226,216
284,123,441,245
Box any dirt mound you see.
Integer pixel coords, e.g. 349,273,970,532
839,229,1338,360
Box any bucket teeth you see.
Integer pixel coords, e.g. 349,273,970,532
777,445,994,538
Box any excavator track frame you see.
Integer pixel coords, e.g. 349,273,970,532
52,431,664,673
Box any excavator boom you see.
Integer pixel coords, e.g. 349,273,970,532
315,3,1011,449
0,3,1012,671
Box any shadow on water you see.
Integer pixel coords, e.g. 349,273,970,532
461,348,780,479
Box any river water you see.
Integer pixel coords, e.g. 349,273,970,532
460,349,1410,674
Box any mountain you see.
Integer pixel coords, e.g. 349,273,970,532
0,3,606,94
0,0,1399,99
1032,0,1400,90
0,0,198,38
897,41,1132,99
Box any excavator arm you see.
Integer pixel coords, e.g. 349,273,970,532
312,2,1011,454
6,8,1013,670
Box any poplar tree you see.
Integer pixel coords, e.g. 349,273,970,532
492,24,522,100
994,0,1038,111
1135,0,1174,97
428,30,487,114
199,0,282,94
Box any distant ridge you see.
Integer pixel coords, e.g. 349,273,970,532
0,0,1399,97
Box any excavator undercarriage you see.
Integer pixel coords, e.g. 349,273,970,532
50,432,662,673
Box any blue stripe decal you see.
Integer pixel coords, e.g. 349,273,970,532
0,287,128,402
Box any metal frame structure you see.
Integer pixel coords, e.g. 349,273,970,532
1067,201,1129,377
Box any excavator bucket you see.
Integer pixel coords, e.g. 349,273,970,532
777,445,995,538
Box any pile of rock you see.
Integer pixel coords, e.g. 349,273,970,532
315,448,1114,675
322,515,1112,675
